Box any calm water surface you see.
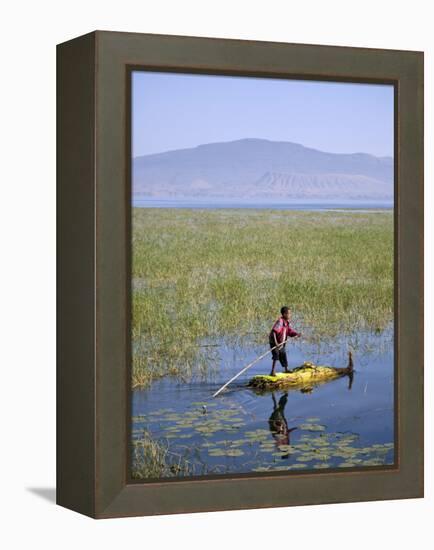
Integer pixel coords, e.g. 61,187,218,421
131,329,394,477
133,198,393,211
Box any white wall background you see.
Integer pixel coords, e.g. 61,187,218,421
1,0,432,548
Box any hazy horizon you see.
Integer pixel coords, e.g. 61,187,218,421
132,136,394,202
132,136,394,160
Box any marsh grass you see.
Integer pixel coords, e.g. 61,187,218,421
131,428,196,479
132,208,393,387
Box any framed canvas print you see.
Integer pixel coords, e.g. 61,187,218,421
57,31,424,519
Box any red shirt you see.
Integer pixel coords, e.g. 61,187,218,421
270,317,299,344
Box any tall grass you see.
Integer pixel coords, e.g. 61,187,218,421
132,209,393,387
131,428,196,479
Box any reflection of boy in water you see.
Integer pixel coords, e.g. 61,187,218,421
268,392,297,459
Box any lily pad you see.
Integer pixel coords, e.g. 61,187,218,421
296,454,316,462
225,449,245,457
276,444,296,453
299,423,326,432
208,449,226,457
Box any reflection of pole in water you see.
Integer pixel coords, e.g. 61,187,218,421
347,351,354,390
348,370,354,390
268,392,297,459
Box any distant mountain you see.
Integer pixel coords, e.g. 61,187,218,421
133,138,393,201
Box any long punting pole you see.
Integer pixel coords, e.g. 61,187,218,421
212,340,287,398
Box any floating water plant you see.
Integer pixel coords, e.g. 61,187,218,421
131,402,395,479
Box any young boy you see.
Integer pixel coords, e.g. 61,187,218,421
269,306,301,376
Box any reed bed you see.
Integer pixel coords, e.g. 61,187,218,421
132,208,393,387
131,428,196,479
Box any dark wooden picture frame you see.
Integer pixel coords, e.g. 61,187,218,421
57,30,424,519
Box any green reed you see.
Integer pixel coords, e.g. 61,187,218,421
131,428,196,479
132,208,393,387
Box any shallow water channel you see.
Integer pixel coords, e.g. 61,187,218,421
131,328,394,478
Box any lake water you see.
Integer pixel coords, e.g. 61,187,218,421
133,198,393,211
131,328,395,479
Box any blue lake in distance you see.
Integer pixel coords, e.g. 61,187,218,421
133,198,393,211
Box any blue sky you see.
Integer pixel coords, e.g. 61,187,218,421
132,71,394,158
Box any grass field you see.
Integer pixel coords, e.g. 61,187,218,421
132,208,393,388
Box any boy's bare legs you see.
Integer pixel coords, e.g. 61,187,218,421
270,360,277,376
